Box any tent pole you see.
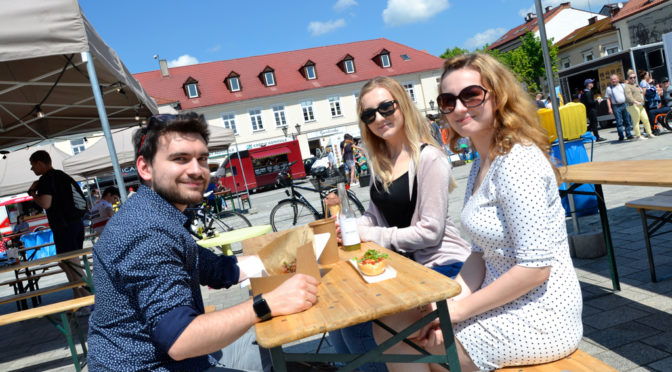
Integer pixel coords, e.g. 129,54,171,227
534,0,580,233
234,136,251,209
82,52,128,203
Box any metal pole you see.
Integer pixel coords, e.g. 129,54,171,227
82,52,128,203
629,49,638,84
234,136,251,208
534,0,579,233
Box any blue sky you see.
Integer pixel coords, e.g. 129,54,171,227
80,0,616,74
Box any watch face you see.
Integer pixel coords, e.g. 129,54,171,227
253,294,272,321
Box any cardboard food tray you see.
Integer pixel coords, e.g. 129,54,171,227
243,225,321,296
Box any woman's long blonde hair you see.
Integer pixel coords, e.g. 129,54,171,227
357,76,440,191
440,53,557,178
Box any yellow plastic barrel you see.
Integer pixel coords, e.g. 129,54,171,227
537,102,587,143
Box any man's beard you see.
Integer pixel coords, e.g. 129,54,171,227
154,179,206,207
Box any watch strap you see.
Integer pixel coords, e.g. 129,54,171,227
253,294,272,321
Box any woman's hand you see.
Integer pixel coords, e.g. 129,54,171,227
333,216,342,245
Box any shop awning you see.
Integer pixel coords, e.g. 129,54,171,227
0,195,33,207
251,147,291,160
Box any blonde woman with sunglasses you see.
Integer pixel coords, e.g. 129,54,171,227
329,76,470,372
376,54,583,372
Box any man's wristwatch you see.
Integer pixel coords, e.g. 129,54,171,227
253,294,272,321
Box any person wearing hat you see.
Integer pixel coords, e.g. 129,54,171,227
580,78,607,142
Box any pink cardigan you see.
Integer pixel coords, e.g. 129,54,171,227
358,145,471,267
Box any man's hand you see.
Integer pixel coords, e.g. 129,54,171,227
27,181,39,196
263,273,319,317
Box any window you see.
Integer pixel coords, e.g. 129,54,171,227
403,82,416,102
561,58,570,68
381,53,391,68
186,83,198,98
264,71,275,86
222,113,237,134
71,139,85,155
305,65,316,80
249,109,264,131
353,91,360,101
400,54,411,61
228,77,240,91
605,44,619,55
328,96,342,117
582,50,593,62
301,100,315,122
344,59,355,73
272,105,287,127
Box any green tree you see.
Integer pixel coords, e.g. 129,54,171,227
501,32,558,93
439,46,469,59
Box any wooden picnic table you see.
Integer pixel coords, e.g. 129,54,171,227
244,239,462,371
559,159,672,292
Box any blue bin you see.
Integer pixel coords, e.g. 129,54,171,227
551,136,598,217
20,229,55,260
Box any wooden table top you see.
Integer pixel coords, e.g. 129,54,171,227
560,159,672,187
252,241,462,349
0,248,92,275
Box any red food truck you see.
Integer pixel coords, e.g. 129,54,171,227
0,194,50,236
218,140,305,192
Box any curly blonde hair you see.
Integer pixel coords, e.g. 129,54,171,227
357,76,440,191
440,53,557,178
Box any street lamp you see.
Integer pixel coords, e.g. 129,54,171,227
429,99,435,112
281,126,288,139
295,123,301,136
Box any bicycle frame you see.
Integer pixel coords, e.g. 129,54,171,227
284,183,323,219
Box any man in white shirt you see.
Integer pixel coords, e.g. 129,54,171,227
90,186,120,234
605,74,635,141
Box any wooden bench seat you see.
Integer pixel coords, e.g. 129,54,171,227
625,194,672,282
0,280,86,306
495,349,617,372
0,295,94,326
0,269,65,287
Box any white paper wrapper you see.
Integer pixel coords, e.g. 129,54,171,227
348,258,397,283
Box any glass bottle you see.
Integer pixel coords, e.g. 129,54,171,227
337,182,361,251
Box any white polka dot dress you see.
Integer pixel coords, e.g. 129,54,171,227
454,144,583,371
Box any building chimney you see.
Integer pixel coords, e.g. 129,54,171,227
588,16,597,25
545,6,552,12
525,12,536,22
159,59,169,77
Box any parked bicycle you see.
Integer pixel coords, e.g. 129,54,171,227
185,194,252,252
270,161,366,232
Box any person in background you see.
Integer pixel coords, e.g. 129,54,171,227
342,133,357,185
426,114,444,146
329,76,471,372
12,214,30,234
580,78,607,142
89,187,120,235
640,70,672,129
605,74,635,141
378,53,583,372
326,146,336,170
624,69,655,139
662,77,672,108
535,93,546,109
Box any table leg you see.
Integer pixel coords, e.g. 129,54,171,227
436,300,460,371
47,312,84,372
81,254,94,294
269,346,287,372
595,184,620,291
639,209,658,282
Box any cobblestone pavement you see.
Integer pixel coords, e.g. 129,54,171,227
1,127,672,371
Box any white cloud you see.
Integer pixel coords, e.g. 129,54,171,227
308,19,347,36
167,54,199,67
518,4,535,18
464,28,507,49
334,0,357,11
518,0,614,19
382,0,449,27
207,45,221,53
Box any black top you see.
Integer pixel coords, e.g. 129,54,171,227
343,142,354,161
36,169,85,228
580,88,598,111
370,172,418,229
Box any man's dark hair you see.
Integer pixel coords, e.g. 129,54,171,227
133,112,210,164
29,150,52,165
102,186,120,198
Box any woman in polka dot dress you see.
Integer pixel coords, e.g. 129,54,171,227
379,53,583,372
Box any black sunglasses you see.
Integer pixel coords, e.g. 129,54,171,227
360,100,398,124
437,85,488,114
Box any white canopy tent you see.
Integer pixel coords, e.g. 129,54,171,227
0,144,79,197
0,0,158,200
63,126,235,178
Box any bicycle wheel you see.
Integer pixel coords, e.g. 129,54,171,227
270,200,317,232
209,211,252,233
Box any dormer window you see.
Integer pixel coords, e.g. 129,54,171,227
182,77,200,98
299,60,318,80
259,66,276,87
338,55,356,74
224,71,242,92
373,49,392,68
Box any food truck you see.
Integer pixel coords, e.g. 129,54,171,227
218,140,306,192
0,194,49,236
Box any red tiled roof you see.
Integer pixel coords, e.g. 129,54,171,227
556,17,616,48
488,2,571,50
133,38,444,110
610,0,666,22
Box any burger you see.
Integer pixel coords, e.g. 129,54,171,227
357,249,389,276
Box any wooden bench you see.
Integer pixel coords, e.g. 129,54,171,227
0,268,65,292
625,194,672,282
0,280,86,306
0,295,94,372
495,349,617,371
